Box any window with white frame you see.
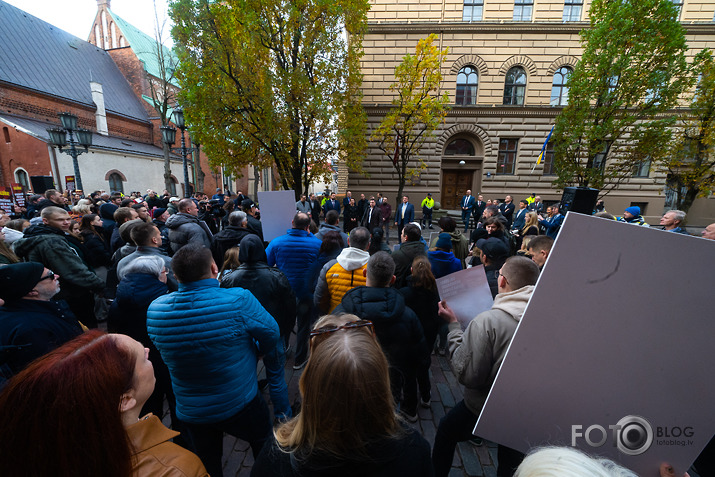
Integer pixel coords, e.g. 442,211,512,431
550,66,572,106
456,66,479,105
463,0,483,21
504,66,527,105
513,0,533,21
563,0,583,21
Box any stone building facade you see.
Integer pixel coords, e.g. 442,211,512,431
349,0,715,224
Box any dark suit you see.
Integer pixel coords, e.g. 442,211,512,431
323,199,341,216
362,206,381,232
473,200,486,225
460,195,476,231
511,207,528,231
500,202,515,227
394,202,415,242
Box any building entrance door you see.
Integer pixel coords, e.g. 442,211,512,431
442,170,474,210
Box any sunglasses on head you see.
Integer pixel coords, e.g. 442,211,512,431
310,319,374,340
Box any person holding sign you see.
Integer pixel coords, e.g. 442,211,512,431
432,256,539,477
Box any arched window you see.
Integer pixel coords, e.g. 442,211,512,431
503,66,526,105
550,66,572,106
445,139,475,156
456,66,478,105
108,173,124,194
14,169,29,190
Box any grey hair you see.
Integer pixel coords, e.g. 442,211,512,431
118,255,165,281
228,210,248,226
666,209,686,224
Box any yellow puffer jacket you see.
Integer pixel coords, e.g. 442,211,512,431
314,247,370,313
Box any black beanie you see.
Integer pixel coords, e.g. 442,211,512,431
0,262,45,301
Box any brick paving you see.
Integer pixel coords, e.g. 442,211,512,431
215,340,498,476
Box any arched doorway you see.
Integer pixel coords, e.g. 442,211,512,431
440,136,483,209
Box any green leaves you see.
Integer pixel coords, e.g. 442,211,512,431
169,0,368,197
371,34,449,200
553,0,690,193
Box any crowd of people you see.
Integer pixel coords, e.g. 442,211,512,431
0,185,712,477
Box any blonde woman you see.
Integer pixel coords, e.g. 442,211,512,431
251,314,433,477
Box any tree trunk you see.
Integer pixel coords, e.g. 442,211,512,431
253,166,260,199
680,187,699,214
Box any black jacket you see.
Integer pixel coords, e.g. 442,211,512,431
152,219,172,257
108,273,168,348
0,299,82,382
210,225,255,266
334,286,427,371
220,235,296,337
399,281,441,349
251,424,432,477
392,240,427,289
79,228,112,268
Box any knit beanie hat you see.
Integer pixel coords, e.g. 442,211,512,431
435,233,453,251
0,262,45,301
152,208,167,219
624,206,641,217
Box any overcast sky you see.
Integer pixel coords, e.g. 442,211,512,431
4,0,174,46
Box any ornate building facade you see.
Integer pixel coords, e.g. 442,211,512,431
348,0,715,223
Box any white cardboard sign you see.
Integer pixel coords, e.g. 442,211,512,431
474,213,715,476
436,265,494,330
257,190,299,243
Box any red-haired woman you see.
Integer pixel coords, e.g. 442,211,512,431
0,330,208,477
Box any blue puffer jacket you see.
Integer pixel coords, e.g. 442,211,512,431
428,250,462,279
265,229,321,300
146,279,279,424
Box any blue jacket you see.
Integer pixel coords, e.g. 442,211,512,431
266,229,321,300
428,250,462,279
395,202,415,225
539,213,564,239
147,279,279,424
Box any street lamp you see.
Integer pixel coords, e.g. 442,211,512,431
161,108,198,198
46,112,93,192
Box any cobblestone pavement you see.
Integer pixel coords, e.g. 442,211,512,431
217,340,498,477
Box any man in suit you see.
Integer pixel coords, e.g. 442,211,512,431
499,195,516,228
472,194,486,227
530,195,544,215
361,198,381,232
323,192,341,216
394,195,415,242
342,190,353,210
511,199,529,232
460,190,475,232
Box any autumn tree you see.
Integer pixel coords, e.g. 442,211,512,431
551,0,692,194
169,0,368,200
371,34,449,204
659,50,715,212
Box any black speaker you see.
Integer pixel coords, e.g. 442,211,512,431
30,176,55,194
561,187,599,215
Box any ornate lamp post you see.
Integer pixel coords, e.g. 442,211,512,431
161,108,198,198
46,112,93,192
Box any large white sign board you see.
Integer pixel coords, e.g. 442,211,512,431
257,190,298,242
474,213,715,476
436,265,494,329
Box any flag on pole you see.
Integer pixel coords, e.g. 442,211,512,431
536,126,554,165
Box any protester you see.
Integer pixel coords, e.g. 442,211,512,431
307,231,345,307
251,313,432,476
392,223,427,288
111,206,140,252
210,210,254,266
221,235,296,421
0,262,82,383
147,244,279,477
368,227,391,255
0,228,20,264
526,235,554,271
334,252,427,422
242,199,265,242
109,255,180,436
428,233,462,279
660,210,688,234
117,222,178,291
702,223,715,240
0,330,208,477
151,207,172,256
399,255,440,409
315,209,348,246
474,237,511,298
79,214,112,269
14,207,104,328
266,212,322,370
166,198,213,253
314,226,370,314
433,256,539,477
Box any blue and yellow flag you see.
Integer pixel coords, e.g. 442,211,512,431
536,126,554,165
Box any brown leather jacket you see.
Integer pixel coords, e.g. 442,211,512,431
127,414,208,477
